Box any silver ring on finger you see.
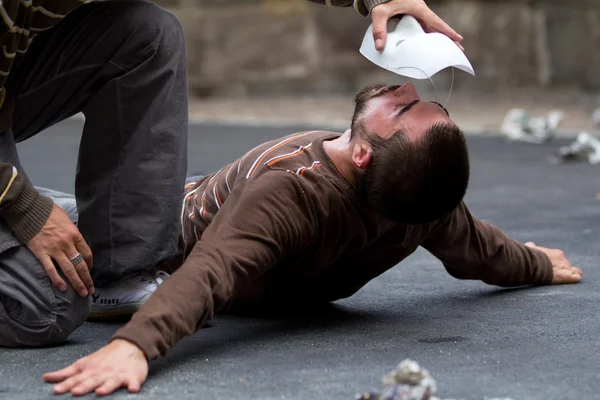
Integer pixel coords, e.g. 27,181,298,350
69,252,84,265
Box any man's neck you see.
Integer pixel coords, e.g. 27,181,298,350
322,130,359,187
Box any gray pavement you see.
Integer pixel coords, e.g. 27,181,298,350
1,119,599,399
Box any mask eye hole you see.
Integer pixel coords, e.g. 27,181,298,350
395,40,405,47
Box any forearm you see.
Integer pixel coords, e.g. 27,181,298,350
442,222,554,287
110,248,231,360
306,0,390,16
423,202,554,287
0,162,53,242
111,234,282,360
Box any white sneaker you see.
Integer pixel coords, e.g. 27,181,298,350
88,270,170,320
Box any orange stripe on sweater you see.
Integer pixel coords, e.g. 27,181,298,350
299,162,321,176
215,185,223,207
201,192,207,220
266,144,312,167
248,131,316,178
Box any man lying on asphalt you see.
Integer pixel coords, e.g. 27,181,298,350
43,82,582,396
0,0,463,349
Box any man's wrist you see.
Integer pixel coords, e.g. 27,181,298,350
1,182,53,243
110,338,147,360
364,0,390,14
526,246,554,285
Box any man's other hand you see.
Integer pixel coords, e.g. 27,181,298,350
26,204,94,297
43,339,148,396
371,0,464,51
525,242,583,284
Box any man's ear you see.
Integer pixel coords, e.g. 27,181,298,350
352,142,372,170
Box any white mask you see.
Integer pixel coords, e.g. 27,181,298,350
359,15,475,80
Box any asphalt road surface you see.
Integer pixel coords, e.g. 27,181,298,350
1,119,599,399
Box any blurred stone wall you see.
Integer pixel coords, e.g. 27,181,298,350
155,0,600,97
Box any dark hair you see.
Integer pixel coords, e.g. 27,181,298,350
350,84,388,141
360,123,470,223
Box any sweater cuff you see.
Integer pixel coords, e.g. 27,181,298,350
2,182,53,243
529,248,554,285
364,0,390,14
111,324,161,361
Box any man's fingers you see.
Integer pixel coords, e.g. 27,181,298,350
37,255,67,292
569,271,582,283
554,267,583,284
43,363,83,383
371,8,389,50
419,20,464,51
74,259,94,295
68,241,95,294
55,253,88,297
96,377,123,396
95,374,142,396
371,2,463,50
419,21,434,33
96,376,130,396
46,342,149,396
127,378,142,393
71,373,109,397
414,5,463,42
74,234,93,271
52,372,86,394
73,231,95,294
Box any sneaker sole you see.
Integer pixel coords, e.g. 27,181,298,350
87,302,146,321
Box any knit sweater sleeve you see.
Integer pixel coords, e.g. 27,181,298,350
0,162,53,243
306,0,390,16
111,172,318,360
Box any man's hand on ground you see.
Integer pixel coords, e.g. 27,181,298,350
525,242,583,284
371,0,464,51
43,339,148,396
26,204,94,297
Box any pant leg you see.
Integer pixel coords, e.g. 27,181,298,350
5,0,189,286
0,192,89,347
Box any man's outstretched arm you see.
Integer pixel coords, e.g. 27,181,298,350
43,172,318,396
421,202,582,287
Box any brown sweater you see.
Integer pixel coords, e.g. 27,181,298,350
112,131,553,360
0,0,387,241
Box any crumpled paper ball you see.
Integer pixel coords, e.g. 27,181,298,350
382,359,437,396
354,359,514,400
